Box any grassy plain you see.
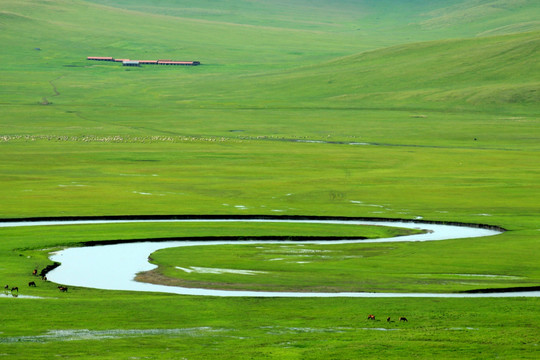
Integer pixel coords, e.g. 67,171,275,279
0,0,539,358
146,234,540,293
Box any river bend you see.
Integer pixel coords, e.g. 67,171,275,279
3,217,538,297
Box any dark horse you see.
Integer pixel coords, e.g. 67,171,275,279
28,281,36,287
11,287,18,292
400,317,408,322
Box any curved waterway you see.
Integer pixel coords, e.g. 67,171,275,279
2,217,538,297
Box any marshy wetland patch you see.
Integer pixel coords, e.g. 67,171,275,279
0,328,226,343
175,266,267,275
0,293,45,299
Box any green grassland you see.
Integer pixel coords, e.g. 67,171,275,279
146,234,540,293
1,0,539,358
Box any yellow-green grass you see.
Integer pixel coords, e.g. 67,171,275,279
0,137,538,357
0,0,539,358
0,139,538,224
1,296,538,359
241,31,539,110
1,32,538,152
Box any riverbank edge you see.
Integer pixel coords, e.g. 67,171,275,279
0,214,507,232
77,236,372,247
23,215,533,296
460,286,540,294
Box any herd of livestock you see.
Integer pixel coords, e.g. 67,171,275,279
3,264,68,297
367,314,408,322
4,266,412,323
4,267,412,322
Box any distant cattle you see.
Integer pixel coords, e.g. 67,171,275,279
400,317,408,322
28,281,36,287
367,314,376,320
3,285,8,290
58,286,68,292
11,287,18,292
32,269,38,276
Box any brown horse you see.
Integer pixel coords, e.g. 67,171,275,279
367,314,376,320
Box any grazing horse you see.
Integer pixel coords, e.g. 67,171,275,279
399,317,408,322
11,287,18,292
367,314,376,320
28,281,36,287
58,286,68,292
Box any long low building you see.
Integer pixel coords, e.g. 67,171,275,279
157,61,201,66
87,56,114,61
87,57,200,66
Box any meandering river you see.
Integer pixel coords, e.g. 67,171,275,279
3,217,538,297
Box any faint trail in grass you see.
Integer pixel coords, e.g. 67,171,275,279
49,75,63,97
243,136,526,152
41,76,63,105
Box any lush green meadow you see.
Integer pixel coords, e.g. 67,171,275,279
1,0,539,358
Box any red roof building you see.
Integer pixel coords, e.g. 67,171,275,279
87,57,114,61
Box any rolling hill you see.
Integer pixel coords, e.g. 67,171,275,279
0,0,537,143
0,0,537,153
86,0,540,38
227,31,540,110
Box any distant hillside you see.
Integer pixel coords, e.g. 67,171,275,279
224,31,539,111
415,0,540,36
87,0,540,40
0,0,368,69
1,0,538,70
0,0,537,133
